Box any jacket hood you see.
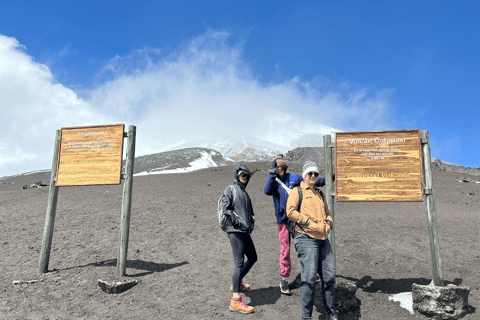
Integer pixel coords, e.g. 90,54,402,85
234,163,251,188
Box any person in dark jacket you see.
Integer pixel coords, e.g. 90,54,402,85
221,163,257,314
264,155,325,295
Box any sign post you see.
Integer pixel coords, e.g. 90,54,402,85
421,130,444,286
38,130,61,275
117,125,136,277
38,124,136,276
323,135,336,266
325,129,443,286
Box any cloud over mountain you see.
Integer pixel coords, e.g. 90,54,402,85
0,30,395,177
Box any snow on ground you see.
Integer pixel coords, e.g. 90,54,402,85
388,292,414,314
388,280,434,314
134,151,220,176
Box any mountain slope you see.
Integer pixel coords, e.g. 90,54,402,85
132,148,232,175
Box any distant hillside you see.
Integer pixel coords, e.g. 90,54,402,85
131,148,232,175
1,147,479,191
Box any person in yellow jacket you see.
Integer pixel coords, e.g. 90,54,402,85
286,161,338,320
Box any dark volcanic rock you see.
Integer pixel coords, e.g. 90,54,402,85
412,283,474,319
284,147,326,165
124,147,232,174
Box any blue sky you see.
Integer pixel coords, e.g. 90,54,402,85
0,0,478,177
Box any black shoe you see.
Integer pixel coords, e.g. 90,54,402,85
279,279,291,295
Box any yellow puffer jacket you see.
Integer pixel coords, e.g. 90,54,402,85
286,181,332,240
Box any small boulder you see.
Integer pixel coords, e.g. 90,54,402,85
98,279,137,294
335,283,360,312
412,283,474,319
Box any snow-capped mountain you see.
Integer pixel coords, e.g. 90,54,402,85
168,126,340,162
170,135,284,162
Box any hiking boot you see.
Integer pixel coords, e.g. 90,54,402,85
279,279,291,295
230,281,251,292
229,295,254,314
326,311,339,320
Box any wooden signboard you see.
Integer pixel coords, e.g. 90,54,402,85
335,129,423,202
56,124,125,186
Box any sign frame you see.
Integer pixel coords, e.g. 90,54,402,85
335,129,424,202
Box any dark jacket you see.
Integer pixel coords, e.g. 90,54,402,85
221,164,255,234
264,172,325,224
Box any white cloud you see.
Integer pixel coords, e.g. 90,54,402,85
0,30,396,177
88,30,396,156
0,34,114,177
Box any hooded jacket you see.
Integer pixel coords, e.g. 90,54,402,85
221,164,255,234
264,171,326,224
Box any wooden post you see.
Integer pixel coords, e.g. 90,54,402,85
38,130,61,274
323,135,336,266
117,125,136,276
421,130,444,286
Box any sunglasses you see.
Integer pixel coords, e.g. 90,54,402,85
240,173,250,178
307,172,319,177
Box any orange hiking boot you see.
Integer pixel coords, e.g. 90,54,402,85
230,281,251,292
229,295,254,314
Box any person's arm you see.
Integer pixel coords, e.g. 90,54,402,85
220,186,234,217
263,172,277,195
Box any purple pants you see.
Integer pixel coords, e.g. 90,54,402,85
278,223,291,277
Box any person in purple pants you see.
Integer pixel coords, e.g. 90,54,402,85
264,155,325,295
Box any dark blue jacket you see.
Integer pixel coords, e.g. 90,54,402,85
264,172,325,224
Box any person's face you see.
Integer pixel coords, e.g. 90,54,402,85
276,165,285,177
305,171,318,184
239,173,249,184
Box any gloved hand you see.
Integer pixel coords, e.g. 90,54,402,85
270,160,277,173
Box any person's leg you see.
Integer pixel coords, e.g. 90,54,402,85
239,233,257,281
228,232,245,293
228,232,255,314
295,233,319,319
318,239,336,315
278,223,291,278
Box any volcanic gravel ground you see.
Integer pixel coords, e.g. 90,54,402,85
0,163,478,319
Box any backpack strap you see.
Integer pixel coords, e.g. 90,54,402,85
292,186,307,235
296,186,303,209
275,177,291,194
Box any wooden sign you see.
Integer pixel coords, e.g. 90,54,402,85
56,124,125,186
335,130,423,201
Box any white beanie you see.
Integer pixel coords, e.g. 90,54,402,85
302,161,319,179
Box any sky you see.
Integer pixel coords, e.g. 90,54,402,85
0,0,478,177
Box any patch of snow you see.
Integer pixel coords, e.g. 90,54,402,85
388,292,414,314
134,151,219,176
388,280,434,315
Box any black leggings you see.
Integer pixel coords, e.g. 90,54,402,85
228,232,258,293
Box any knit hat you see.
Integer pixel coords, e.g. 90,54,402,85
273,154,286,167
302,161,319,179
